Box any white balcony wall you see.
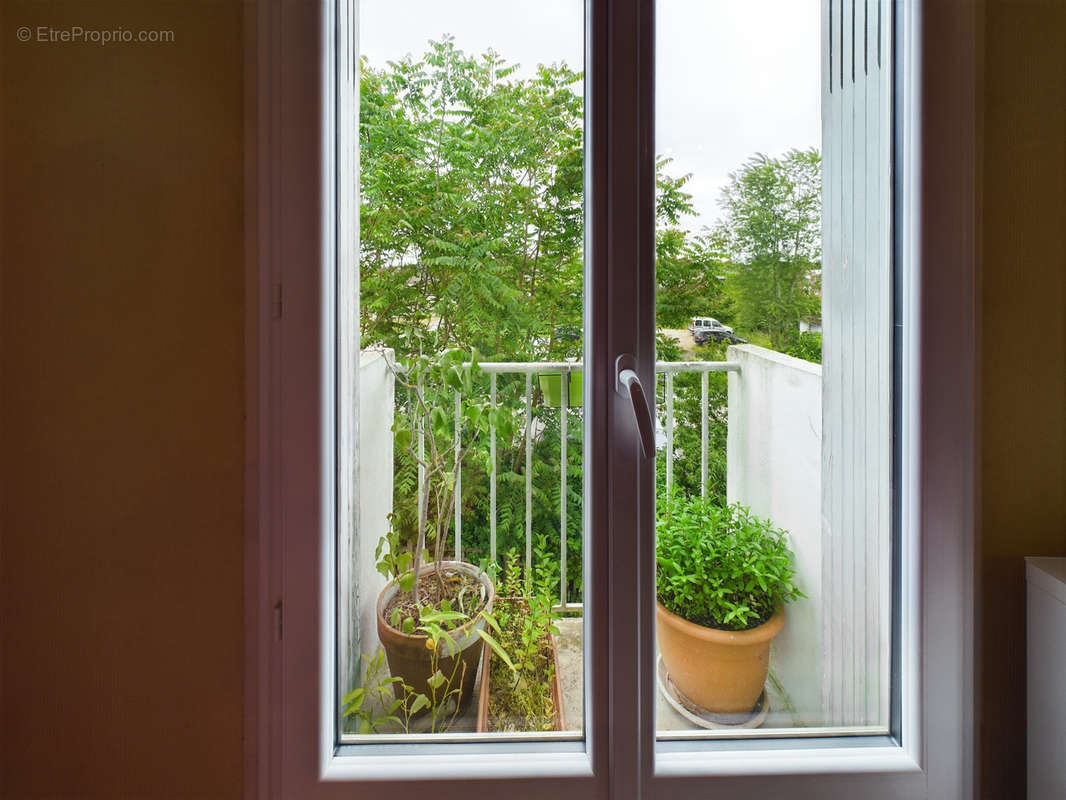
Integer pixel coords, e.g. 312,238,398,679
727,344,824,724
357,348,395,658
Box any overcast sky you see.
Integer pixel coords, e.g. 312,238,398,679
360,0,820,230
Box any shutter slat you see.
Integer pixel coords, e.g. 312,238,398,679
821,0,892,728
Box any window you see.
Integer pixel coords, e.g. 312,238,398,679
249,0,977,796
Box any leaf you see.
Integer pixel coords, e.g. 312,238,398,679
418,608,467,624
408,694,430,715
434,631,460,656
480,610,502,635
341,687,365,708
477,628,516,672
426,669,446,689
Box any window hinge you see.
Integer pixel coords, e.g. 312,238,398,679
272,283,283,319
273,601,283,641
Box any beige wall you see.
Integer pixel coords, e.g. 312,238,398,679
979,1,1066,798
1,1,246,797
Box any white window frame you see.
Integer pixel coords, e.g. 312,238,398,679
244,0,978,797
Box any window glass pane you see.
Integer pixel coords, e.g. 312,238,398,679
343,0,586,741
653,0,893,737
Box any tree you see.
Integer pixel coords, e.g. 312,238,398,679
359,39,584,362
718,149,821,349
360,41,716,361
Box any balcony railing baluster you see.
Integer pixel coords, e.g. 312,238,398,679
416,380,425,536
454,389,462,563
700,370,709,498
489,372,497,566
666,371,675,497
559,365,568,610
524,373,533,591
449,359,738,609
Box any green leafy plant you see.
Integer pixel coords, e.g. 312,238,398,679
366,347,515,731
656,491,804,631
343,628,469,734
389,344,505,607
346,603,513,734
784,331,822,364
417,610,498,731
376,528,415,592
342,648,421,734
484,550,561,732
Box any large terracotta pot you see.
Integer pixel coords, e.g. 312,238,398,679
376,561,494,711
656,602,784,714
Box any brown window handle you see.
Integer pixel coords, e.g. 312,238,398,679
615,354,655,460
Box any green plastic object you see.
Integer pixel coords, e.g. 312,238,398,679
537,371,583,408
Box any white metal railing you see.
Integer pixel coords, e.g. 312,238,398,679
416,359,740,611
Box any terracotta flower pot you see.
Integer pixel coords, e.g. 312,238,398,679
376,561,494,711
656,602,784,714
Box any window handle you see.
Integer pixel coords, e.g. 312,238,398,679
615,354,655,460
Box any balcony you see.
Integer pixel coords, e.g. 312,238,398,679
354,343,830,734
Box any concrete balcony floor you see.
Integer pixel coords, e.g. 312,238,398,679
444,617,799,734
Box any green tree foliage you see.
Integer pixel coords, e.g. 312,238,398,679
655,158,733,328
718,149,821,349
784,331,822,364
360,40,712,359
360,39,584,360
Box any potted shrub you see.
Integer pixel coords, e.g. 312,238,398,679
476,552,566,733
375,348,508,717
656,492,803,715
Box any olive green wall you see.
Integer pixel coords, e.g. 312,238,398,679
979,1,1066,798
1,2,246,797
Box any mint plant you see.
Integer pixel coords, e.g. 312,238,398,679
656,491,804,631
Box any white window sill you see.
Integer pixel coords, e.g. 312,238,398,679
322,750,595,782
654,743,921,778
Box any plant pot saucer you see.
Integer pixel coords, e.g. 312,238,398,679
656,654,769,729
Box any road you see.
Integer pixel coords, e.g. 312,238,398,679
659,328,699,358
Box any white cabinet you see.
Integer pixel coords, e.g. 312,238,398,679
1026,557,1066,800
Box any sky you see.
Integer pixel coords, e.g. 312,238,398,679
359,0,820,230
